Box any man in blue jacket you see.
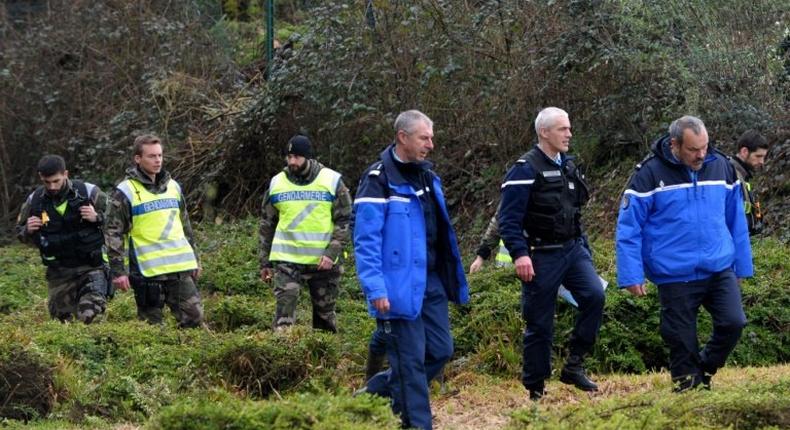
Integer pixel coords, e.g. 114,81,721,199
499,107,605,400
353,110,470,430
616,115,753,392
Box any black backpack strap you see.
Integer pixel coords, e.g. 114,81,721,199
29,187,46,216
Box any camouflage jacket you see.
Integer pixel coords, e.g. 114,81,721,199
16,179,110,277
105,166,199,279
259,159,352,269
475,212,502,260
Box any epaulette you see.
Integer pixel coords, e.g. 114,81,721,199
634,152,655,170
516,152,530,163
368,162,384,177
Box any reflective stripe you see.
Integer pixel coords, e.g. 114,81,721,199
270,244,326,257
354,197,387,204
159,210,178,240
274,231,332,242
135,237,192,256
624,180,735,198
354,196,412,205
501,179,535,188
286,202,319,230
116,181,134,203
137,251,198,272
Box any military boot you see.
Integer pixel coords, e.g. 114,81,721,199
525,381,546,401
364,350,386,381
560,354,598,392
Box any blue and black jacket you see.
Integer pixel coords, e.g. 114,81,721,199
615,134,753,287
353,145,470,320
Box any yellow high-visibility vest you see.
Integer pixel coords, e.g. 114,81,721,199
116,178,197,277
268,168,341,265
495,239,514,267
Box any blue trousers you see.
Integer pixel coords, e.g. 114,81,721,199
521,238,605,389
657,269,746,384
366,272,452,430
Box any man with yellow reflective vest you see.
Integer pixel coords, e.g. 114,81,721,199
259,135,352,332
105,134,204,328
16,155,110,324
728,130,770,236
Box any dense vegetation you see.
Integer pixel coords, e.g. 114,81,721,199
1,221,788,428
1,1,789,428
1,0,788,242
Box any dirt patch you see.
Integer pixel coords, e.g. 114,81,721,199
0,348,57,420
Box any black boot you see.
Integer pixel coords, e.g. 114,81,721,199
560,354,598,392
364,350,386,381
525,381,545,401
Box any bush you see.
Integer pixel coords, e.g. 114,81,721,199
149,391,399,430
196,218,269,296
204,294,272,332
207,327,340,398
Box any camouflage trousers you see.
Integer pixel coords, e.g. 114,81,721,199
273,263,340,332
130,272,204,328
46,266,107,324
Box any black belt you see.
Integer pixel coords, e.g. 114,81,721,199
529,237,577,251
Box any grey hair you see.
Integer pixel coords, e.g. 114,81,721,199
534,107,569,135
669,115,706,145
394,110,433,135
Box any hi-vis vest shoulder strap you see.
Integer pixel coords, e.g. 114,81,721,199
495,239,513,267
117,178,197,277
268,167,341,265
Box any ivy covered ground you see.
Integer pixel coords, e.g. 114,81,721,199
0,219,788,429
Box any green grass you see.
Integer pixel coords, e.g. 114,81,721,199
1,219,787,429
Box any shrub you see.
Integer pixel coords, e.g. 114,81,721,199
206,327,340,398
204,294,272,332
148,391,399,430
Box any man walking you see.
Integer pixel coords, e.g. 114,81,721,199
105,134,204,328
499,107,605,400
353,110,469,429
16,155,109,323
616,115,752,391
259,135,352,332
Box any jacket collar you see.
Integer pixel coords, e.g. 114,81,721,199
125,166,172,189
731,154,753,180
380,143,433,186
532,144,574,166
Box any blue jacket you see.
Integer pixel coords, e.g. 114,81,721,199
353,145,470,320
615,134,753,287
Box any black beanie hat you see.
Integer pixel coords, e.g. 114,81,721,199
287,135,312,158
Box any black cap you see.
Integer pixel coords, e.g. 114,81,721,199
287,135,312,158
